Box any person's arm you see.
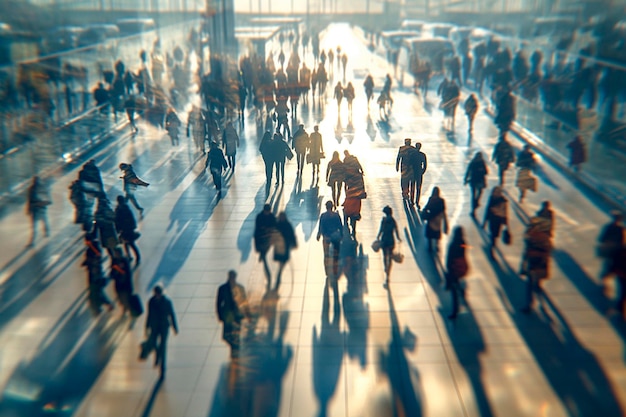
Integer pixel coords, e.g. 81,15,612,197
326,161,331,183
394,219,401,241
316,214,323,241
396,149,401,172
168,299,178,334
186,115,191,137
377,220,383,240
443,202,449,234
145,299,152,333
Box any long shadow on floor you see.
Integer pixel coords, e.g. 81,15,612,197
485,245,624,415
404,204,495,417
207,288,293,417
0,297,127,416
378,289,424,417
284,180,323,243
147,171,221,289
313,278,344,417
552,248,626,361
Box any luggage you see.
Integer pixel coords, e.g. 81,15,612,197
129,293,144,317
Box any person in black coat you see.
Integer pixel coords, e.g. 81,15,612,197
495,90,516,135
446,227,469,319
111,248,133,315
274,211,297,290
83,236,114,315
115,195,141,265
483,186,508,256
146,285,178,380
254,204,277,287
464,152,488,217
216,270,249,358
205,141,229,195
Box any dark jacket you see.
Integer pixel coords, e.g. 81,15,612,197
115,202,138,241
492,140,515,168
205,147,228,172
111,257,133,294
254,210,277,253
217,283,245,324
146,295,178,332
464,157,488,188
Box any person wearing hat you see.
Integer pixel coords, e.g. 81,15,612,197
396,138,414,201
146,285,178,380
377,205,401,284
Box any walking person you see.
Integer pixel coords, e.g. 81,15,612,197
521,214,553,313
119,163,149,217
567,135,587,173
114,195,141,266
342,151,366,237
292,124,310,177
464,93,478,134
270,131,293,186
334,81,343,110
273,212,297,290
422,187,449,252
217,270,249,358
95,197,119,258
602,244,626,320
222,121,240,171
396,138,414,202
83,235,114,315
111,247,133,315
446,227,469,319
377,206,401,284
464,152,488,217
411,143,427,208
326,151,345,208
344,82,355,117
597,211,625,279
317,201,343,279
309,125,325,184
483,186,508,257
187,105,207,153
165,108,181,146
26,176,51,247
145,285,178,380
494,89,516,136
515,145,537,203
260,130,275,189
205,141,229,196
254,204,277,288
492,134,515,186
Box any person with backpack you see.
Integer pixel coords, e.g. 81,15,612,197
464,152,488,217
492,134,515,186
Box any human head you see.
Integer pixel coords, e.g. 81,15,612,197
314,125,319,132
524,144,531,151
475,152,483,160
611,210,623,223
383,206,392,216
278,211,287,222
540,201,551,211
119,163,129,171
299,124,304,130
263,203,271,213
97,82,103,88
228,270,237,285
325,200,334,211
153,285,163,296
432,186,440,198
415,142,422,151
492,186,503,197
404,138,411,145
116,195,125,205
344,150,350,158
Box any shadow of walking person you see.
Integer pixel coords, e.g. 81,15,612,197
378,289,424,417
485,245,624,416
313,278,344,417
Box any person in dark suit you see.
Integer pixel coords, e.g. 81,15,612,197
146,285,178,380
217,270,249,358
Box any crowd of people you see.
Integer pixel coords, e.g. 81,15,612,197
17,24,626,382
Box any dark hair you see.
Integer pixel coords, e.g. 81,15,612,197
117,195,125,204
383,206,392,215
153,285,163,295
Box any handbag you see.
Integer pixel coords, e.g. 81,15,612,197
392,251,404,263
320,152,326,159
502,227,512,245
371,239,381,253
139,338,154,360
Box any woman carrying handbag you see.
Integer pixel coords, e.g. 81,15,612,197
377,206,401,285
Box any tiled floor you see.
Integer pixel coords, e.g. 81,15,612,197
0,23,624,417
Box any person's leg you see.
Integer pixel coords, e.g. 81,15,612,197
275,261,285,289
28,214,37,245
449,281,459,318
261,252,272,288
523,274,535,312
42,210,50,237
274,161,280,185
415,176,423,207
129,241,141,264
126,190,143,211
279,161,285,183
158,330,169,378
